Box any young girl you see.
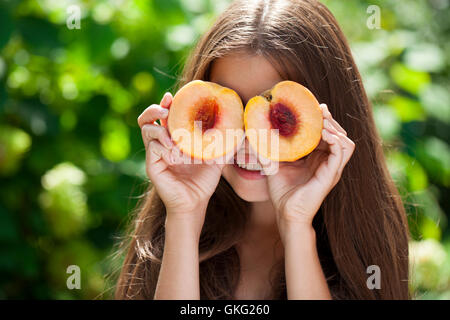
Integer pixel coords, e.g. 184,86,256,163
115,0,409,299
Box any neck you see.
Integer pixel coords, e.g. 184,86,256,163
237,200,284,271
241,200,280,245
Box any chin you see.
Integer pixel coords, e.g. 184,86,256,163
222,165,270,202
235,189,270,202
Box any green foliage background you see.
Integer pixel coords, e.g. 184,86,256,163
0,0,449,299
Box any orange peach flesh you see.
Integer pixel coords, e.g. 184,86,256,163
168,80,245,160
244,81,323,162
191,97,219,133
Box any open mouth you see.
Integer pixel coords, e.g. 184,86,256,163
232,156,265,180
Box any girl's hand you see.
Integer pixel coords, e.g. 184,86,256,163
262,104,355,238
138,92,224,233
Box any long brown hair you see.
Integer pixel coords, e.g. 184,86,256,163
114,0,409,299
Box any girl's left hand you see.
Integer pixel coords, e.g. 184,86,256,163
262,104,355,237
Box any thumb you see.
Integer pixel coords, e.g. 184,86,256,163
160,92,173,128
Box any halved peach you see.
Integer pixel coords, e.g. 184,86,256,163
244,81,323,162
167,80,245,160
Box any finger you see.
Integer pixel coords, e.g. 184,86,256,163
338,136,355,176
137,104,169,128
148,140,173,165
330,117,347,136
318,129,343,180
146,140,176,180
156,143,191,165
323,119,355,177
160,92,173,128
324,117,353,150
323,118,345,137
141,124,174,149
320,103,347,135
170,145,191,165
160,92,173,109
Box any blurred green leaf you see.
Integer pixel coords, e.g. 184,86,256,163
389,95,425,122
100,116,130,162
373,105,401,141
415,137,450,187
0,125,32,176
39,163,89,239
0,205,20,243
420,215,442,240
0,0,449,300
419,84,450,123
390,63,431,95
165,24,197,51
404,43,445,73
17,17,61,53
0,4,14,49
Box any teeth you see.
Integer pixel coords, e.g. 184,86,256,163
237,162,263,171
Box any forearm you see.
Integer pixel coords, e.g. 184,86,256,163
154,210,205,300
283,224,332,300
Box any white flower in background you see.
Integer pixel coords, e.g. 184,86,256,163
409,239,448,292
39,163,89,239
41,162,86,190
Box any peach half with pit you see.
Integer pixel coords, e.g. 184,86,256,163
244,81,323,162
167,80,245,161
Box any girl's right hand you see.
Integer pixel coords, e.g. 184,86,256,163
138,92,224,232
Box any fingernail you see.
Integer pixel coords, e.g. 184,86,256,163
324,119,329,128
162,93,171,106
161,108,169,116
